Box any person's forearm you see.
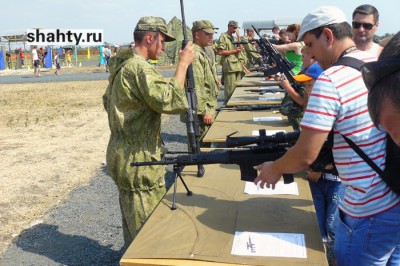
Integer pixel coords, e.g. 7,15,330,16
218,49,238,56
174,61,190,88
285,85,306,107
271,129,328,174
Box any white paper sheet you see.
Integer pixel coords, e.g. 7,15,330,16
244,181,299,195
251,130,286,136
253,117,282,122
231,231,307,258
258,97,283,101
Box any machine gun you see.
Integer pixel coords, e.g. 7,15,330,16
180,0,204,177
131,130,299,209
217,104,281,111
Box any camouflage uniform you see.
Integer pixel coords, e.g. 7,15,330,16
192,43,220,139
204,45,219,83
217,24,242,104
103,21,188,246
242,34,260,70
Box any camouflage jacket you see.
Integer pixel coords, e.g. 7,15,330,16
242,36,259,67
103,48,188,192
217,32,242,73
204,45,219,87
193,44,219,116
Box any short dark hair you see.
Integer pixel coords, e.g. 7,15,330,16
353,4,379,24
367,32,400,126
307,22,352,41
133,31,160,43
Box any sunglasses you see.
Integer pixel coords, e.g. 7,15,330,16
361,59,400,90
352,21,375,30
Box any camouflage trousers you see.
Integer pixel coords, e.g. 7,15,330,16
118,186,166,248
288,116,303,132
223,71,242,104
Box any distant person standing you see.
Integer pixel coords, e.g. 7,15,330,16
19,48,24,66
217,20,243,104
32,45,41,77
103,44,112,72
54,52,61,75
66,50,73,67
352,4,383,57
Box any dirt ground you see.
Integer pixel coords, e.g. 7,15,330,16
0,77,110,252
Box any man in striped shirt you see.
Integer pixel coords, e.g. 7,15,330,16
254,6,400,265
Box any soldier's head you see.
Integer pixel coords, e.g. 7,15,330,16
352,4,380,47
246,27,255,38
227,20,239,34
192,20,218,48
133,16,176,60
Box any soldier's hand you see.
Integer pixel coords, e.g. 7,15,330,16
234,46,242,54
179,41,195,66
235,28,241,37
203,114,213,125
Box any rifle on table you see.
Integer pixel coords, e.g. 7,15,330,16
180,0,204,177
131,130,299,209
217,104,281,111
245,87,284,94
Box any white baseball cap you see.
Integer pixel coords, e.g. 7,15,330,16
297,6,348,41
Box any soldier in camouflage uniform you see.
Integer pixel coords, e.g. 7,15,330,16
242,27,261,70
102,16,195,247
190,20,221,140
217,20,243,104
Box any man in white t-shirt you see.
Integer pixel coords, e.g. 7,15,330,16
32,45,41,77
352,4,383,57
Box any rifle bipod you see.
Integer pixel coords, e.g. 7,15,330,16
171,164,193,210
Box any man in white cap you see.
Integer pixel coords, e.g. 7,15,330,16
254,6,400,265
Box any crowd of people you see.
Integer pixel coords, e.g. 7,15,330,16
101,4,399,266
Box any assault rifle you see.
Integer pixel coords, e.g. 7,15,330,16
180,0,204,177
252,25,298,89
131,130,299,209
217,104,281,111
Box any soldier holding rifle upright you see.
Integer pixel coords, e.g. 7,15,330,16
217,20,243,104
102,16,194,248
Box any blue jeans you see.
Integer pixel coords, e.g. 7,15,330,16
309,178,344,242
334,203,400,266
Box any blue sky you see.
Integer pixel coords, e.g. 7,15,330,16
1,0,398,46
